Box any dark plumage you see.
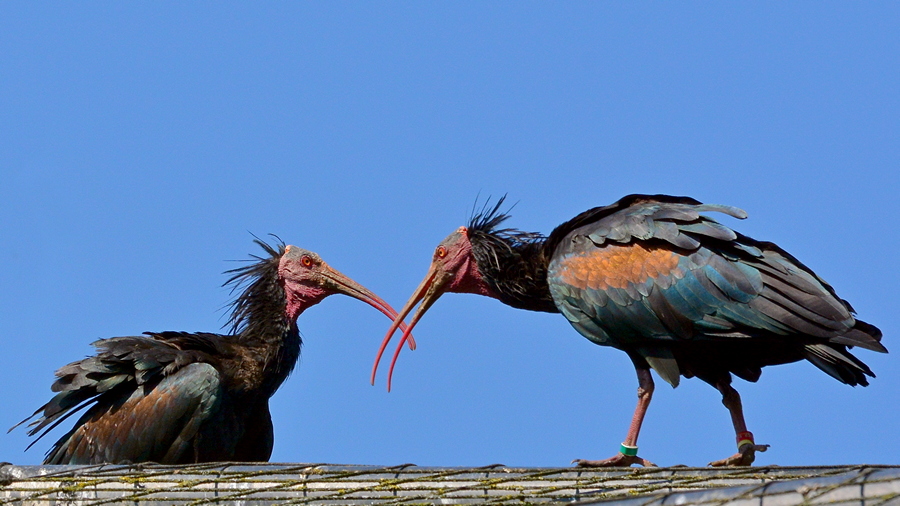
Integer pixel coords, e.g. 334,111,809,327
14,239,409,464
374,194,885,467
466,200,556,313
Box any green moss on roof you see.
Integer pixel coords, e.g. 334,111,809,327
0,463,898,505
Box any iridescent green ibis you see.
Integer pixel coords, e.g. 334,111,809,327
373,195,885,467
14,239,413,464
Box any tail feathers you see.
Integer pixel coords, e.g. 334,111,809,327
803,343,875,386
829,320,886,353
14,335,184,440
9,350,134,452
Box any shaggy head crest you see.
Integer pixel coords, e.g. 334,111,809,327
467,195,544,246
223,237,287,336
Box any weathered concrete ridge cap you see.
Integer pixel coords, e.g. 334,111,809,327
574,466,900,505
1,463,898,505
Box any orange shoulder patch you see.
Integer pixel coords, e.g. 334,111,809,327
557,243,681,291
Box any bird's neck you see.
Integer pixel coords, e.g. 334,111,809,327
224,249,305,397
270,322,302,393
239,319,302,397
470,234,559,313
230,282,304,397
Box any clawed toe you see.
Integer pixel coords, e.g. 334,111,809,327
709,443,770,467
573,454,657,468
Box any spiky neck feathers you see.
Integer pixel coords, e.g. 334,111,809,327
467,230,559,313
224,240,302,388
225,240,295,339
465,200,559,314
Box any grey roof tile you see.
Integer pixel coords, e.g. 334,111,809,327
1,463,898,505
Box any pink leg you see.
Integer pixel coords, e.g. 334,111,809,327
574,368,657,468
709,382,770,466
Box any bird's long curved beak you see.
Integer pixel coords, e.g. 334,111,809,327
321,264,416,349
371,261,453,391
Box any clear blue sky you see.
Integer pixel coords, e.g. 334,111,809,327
1,3,897,467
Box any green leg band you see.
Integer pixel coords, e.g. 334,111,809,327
620,443,638,456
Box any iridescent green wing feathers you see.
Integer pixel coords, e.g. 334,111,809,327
547,195,884,387
15,333,223,464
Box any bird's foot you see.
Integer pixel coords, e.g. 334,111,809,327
573,453,657,468
708,442,770,467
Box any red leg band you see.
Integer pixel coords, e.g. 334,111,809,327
736,431,754,449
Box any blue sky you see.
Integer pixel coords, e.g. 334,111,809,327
1,3,897,467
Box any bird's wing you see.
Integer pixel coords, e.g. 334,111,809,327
546,195,884,386
18,335,223,464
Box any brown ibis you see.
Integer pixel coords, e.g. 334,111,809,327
14,238,413,464
374,195,885,467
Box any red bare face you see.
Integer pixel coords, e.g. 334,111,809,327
371,227,493,390
278,245,414,343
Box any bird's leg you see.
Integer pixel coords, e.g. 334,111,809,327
573,367,657,468
708,381,770,467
